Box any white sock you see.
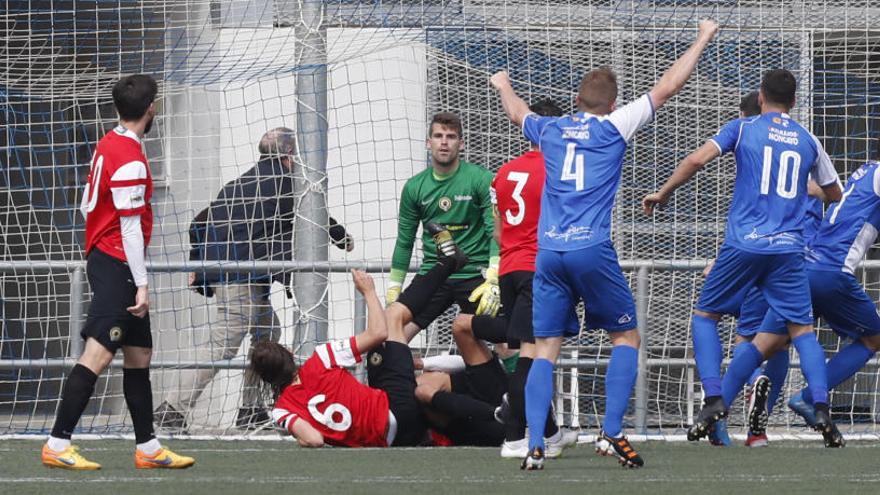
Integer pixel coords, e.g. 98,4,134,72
421,354,466,373
137,438,162,455
47,436,71,452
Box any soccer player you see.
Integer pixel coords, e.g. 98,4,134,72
492,20,719,470
41,75,194,470
386,113,499,336
724,148,880,447
702,91,823,448
643,69,843,447
454,97,577,459
254,225,468,447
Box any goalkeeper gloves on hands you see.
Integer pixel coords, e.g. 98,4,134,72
385,281,402,306
468,265,500,317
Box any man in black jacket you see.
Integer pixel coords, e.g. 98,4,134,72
154,127,352,431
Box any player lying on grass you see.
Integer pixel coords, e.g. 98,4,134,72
492,19,719,471
643,68,844,448
250,224,467,447
720,151,880,447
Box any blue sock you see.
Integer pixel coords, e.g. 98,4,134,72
602,345,638,437
803,341,875,405
692,314,723,397
763,349,789,414
721,342,764,407
525,358,554,451
792,333,828,405
730,342,763,386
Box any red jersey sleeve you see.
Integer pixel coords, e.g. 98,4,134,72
313,337,362,369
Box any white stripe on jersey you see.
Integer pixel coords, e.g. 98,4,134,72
110,161,148,212
271,408,298,432
843,223,878,275
314,339,359,369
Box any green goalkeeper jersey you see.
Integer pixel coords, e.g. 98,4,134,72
391,160,499,280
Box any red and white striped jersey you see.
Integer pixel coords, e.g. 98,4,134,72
272,337,391,448
80,126,153,262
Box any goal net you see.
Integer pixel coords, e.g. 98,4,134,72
1,0,879,438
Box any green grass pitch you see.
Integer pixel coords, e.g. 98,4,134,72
3,439,878,494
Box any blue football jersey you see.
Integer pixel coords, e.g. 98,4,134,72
523,94,654,251
803,195,823,243
807,162,880,273
711,112,839,254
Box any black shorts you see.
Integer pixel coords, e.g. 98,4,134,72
450,356,508,407
470,271,534,349
366,341,427,447
81,249,152,352
397,275,482,329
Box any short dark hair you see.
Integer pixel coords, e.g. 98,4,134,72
760,69,797,109
529,98,564,117
577,67,618,112
250,342,298,398
429,112,463,137
739,91,761,117
112,74,158,121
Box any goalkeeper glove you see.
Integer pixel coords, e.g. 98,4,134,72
468,264,500,317
385,281,402,306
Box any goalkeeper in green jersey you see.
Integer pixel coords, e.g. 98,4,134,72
386,112,500,337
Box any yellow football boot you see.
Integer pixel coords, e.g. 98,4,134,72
135,446,195,469
41,444,101,470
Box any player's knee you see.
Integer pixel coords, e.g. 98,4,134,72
122,346,152,368
861,335,880,353
415,384,437,404
78,341,114,374
452,314,473,337
610,328,640,349
694,309,720,321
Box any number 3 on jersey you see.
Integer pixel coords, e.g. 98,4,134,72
760,146,801,199
562,142,585,191
308,394,352,432
505,171,530,225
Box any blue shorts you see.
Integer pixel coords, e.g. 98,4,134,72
761,269,880,339
533,241,637,338
737,287,777,337
697,244,812,325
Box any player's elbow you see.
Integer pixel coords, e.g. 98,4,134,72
823,184,843,203
298,434,324,448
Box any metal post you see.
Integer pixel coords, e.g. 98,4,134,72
353,288,367,383
68,266,85,358
634,266,649,434
293,0,329,352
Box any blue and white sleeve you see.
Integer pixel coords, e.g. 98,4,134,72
522,113,555,145
710,119,743,155
608,94,655,142
809,134,840,188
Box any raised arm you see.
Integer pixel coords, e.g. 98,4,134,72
649,20,719,110
490,71,531,127
351,269,389,354
643,140,720,215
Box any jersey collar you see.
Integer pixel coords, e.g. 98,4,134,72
114,125,142,144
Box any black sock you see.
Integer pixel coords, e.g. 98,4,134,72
506,357,530,441
507,357,559,441
431,391,496,422
51,364,98,439
123,368,156,444
402,262,456,315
